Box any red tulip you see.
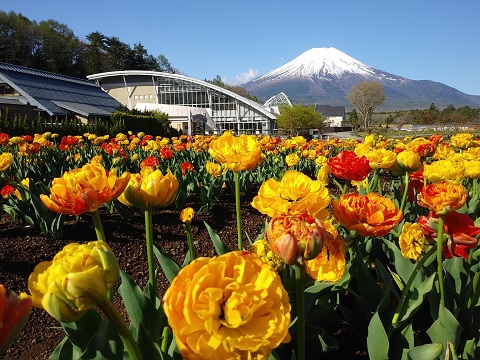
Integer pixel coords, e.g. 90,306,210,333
327,150,372,181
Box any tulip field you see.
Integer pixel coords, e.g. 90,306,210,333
1,130,480,359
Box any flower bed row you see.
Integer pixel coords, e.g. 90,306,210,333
1,130,480,359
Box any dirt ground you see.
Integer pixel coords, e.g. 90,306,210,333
0,190,367,359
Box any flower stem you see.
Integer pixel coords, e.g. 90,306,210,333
161,326,169,353
391,245,437,324
234,172,243,250
144,207,157,303
98,299,143,360
91,209,106,242
294,264,305,360
436,215,445,308
185,220,195,263
91,209,112,300
399,172,409,213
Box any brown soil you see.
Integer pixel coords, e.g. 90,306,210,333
0,190,367,359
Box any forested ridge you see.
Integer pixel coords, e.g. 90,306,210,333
0,10,177,78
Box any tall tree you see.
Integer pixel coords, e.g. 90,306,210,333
86,31,107,74
157,54,175,73
105,36,130,71
276,104,324,136
348,81,385,129
37,20,84,76
0,11,39,67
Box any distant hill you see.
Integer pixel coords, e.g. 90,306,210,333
243,47,480,110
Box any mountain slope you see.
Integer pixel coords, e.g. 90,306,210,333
243,48,480,110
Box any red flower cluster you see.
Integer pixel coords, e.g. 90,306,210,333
160,147,174,159
0,133,9,145
181,162,194,175
59,135,79,151
0,185,15,199
140,156,159,169
101,140,126,158
327,150,372,181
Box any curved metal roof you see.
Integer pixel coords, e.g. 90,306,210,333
87,70,276,119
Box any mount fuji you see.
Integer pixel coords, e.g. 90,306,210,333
243,48,480,110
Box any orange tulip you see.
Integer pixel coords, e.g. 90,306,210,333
417,181,467,215
333,193,403,237
267,211,330,265
40,162,130,215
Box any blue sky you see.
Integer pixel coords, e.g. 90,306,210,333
3,1,480,96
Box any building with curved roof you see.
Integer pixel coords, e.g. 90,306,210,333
87,71,277,135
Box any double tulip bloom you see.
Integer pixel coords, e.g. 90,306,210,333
163,251,291,359
252,170,331,220
118,167,179,209
208,131,265,172
333,193,403,237
417,181,467,215
40,162,130,215
28,240,119,322
0,153,13,171
327,150,372,181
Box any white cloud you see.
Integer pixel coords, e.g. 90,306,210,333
230,68,258,85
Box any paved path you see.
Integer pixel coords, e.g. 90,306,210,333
322,131,363,141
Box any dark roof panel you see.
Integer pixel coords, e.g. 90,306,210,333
0,62,121,116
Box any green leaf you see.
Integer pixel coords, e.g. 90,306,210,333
427,305,462,359
118,270,162,341
204,221,231,255
408,343,443,360
80,319,124,360
152,242,180,283
397,273,435,324
61,309,103,350
48,337,76,360
367,312,389,360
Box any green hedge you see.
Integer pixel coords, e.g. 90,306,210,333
0,108,180,138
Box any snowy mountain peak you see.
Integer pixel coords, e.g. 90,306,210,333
251,47,377,83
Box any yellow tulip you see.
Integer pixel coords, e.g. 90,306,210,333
423,159,465,184
180,207,195,223
120,168,179,209
363,148,397,170
252,170,331,220
205,161,226,177
208,131,265,172
305,219,346,282
0,153,13,171
163,251,291,359
40,162,130,215
250,238,285,272
399,222,426,261
28,240,119,322
285,153,301,167
463,159,480,179
397,150,421,172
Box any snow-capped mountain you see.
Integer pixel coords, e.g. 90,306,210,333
243,47,480,110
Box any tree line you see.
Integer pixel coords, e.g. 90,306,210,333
0,10,177,78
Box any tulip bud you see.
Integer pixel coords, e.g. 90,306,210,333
267,211,328,265
397,150,421,172
180,207,195,223
28,240,119,323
